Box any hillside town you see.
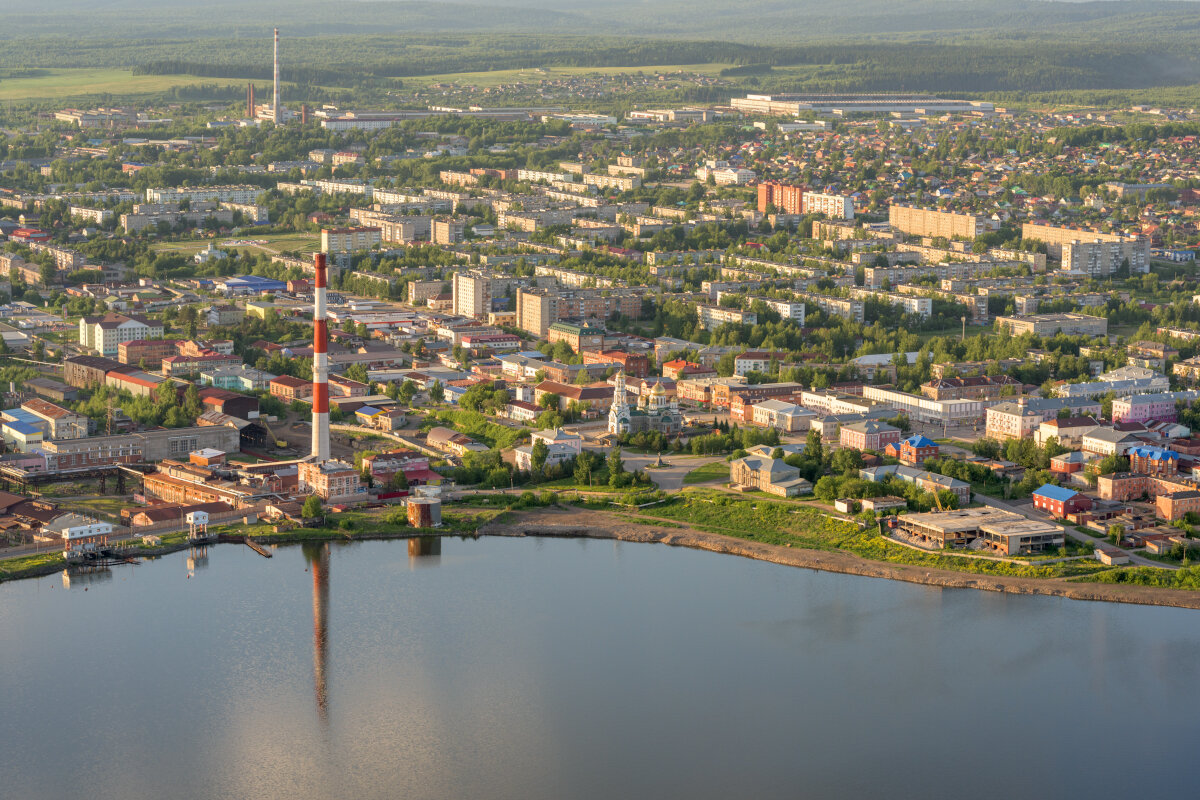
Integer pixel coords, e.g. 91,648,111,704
7,87,1200,575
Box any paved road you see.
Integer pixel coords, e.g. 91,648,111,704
974,491,1175,570
618,452,728,493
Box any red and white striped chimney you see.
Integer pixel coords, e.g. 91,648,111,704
311,252,331,462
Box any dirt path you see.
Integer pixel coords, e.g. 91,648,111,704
479,507,1200,610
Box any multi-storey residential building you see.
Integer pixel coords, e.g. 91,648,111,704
802,191,854,220
985,397,1102,441
515,288,642,337
1112,392,1200,424
1021,222,1150,274
757,182,804,215
120,202,234,233
733,351,790,377
696,304,758,331
27,242,85,271
582,173,641,191
432,218,465,245
79,313,163,357
321,226,382,254
795,293,864,323
348,207,433,243
145,185,262,204
407,280,446,306
995,313,1108,338
748,297,806,324
848,289,932,318
452,271,493,320
889,205,995,240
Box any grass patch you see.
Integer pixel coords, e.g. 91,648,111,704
640,490,1111,579
1075,566,1200,589
0,68,248,101
0,550,65,581
151,232,320,257
682,461,730,484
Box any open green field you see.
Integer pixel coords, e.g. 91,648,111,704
682,461,730,485
151,232,321,257
403,63,734,89
0,68,250,101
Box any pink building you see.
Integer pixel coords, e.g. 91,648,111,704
1111,393,1182,424
839,420,901,452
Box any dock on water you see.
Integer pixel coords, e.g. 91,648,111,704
244,538,272,558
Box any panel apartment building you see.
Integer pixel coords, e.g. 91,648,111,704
889,205,996,240
451,271,493,320
515,288,642,337
1020,222,1150,276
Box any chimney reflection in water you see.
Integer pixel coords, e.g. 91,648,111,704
303,542,330,722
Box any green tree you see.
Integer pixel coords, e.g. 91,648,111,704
429,381,445,404
301,495,324,519
531,439,549,474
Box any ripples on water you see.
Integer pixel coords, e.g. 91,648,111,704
1,536,1197,800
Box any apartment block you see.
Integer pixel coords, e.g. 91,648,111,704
889,205,995,240
321,226,382,254
757,182,804,215
451,271,493,320
802,191,854,220
696,304,758,331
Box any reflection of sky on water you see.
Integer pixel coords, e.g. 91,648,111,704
0,537,1198,800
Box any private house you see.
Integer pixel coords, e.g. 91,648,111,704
426,426,488,456
884,434,938,466
1032,483,1093,519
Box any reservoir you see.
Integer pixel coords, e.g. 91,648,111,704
1,536,1197,800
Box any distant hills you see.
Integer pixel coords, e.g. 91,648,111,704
9,0,1200,43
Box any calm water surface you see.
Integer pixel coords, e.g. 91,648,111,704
1,536,1198,800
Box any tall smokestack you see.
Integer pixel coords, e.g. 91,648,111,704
273,27,281,124
247,83,255,120
311,252,330,462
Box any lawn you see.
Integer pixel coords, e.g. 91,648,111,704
0,550,64,582
636,490,1112,580
0,68,247,101
151,232,320,257
682,462,730,485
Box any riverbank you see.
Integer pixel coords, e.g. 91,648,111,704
4,506,1199,608
479,507,1200,610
